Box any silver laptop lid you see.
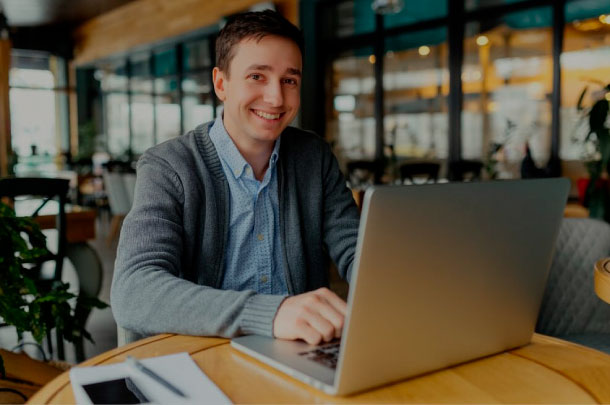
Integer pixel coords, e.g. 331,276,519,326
334,178,569,395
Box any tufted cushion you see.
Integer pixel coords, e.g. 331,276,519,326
536,218,610,352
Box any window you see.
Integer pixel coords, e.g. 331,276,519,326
130,53,154,154
313,0,610,183
328,47,376,167
87,35,216,159
182,38,215,132
461,7,553,178
9,51,70,172
384,0,447,29
560,0,610,162
323,0,376,38
384,28,449,165
99,61,129,156
465,0,532,12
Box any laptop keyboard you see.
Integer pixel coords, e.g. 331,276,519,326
298,341,341,369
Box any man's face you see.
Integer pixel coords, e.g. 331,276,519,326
212,35,302,148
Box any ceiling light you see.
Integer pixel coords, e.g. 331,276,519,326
600,14,610,25
368,54,376,64
476,35,489,46
418,46,431,56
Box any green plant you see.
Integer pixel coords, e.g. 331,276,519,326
76,120,97,161
577,82,610,220
0,201,108,376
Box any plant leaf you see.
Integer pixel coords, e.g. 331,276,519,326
590,99,610,133
0,201,108,350
577,86,588,111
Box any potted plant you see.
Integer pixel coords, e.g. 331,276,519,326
0,201,107,397
576,82,610,220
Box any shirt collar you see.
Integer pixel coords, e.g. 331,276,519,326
209,114,281,180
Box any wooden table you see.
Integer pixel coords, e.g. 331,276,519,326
29,333,610,404
595,258,610,304
34,206,97,243
14,199,96,243
564,202,589,218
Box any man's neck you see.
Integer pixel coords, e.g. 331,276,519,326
237,143,273,181
223,118,275,181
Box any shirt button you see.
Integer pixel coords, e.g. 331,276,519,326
261,275,268,283
257,234,264,241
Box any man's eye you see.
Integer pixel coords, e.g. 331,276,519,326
250,74,262,80
283,78,298,85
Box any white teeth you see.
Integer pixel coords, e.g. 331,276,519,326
254,110,280,120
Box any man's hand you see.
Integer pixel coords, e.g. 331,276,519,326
273,287,347,345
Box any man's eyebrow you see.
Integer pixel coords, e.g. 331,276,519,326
245,64,302,77
246,64,272,72
286,67,302,77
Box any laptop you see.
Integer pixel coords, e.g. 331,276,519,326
231,178,570,396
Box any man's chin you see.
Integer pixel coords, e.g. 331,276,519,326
251,123,288,140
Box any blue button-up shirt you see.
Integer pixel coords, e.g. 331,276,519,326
209,115,288,295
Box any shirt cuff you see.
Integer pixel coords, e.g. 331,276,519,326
240,293,288,337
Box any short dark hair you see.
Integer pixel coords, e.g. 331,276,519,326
215,9,304,76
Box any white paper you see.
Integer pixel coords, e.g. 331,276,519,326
70,352,232,404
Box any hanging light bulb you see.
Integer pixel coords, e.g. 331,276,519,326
418,46,431,56
371,0,404,15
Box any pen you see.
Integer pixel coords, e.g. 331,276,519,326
125,355,188,398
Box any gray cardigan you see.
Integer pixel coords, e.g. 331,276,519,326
111,122,360,341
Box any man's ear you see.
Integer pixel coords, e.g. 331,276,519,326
212,67,226,102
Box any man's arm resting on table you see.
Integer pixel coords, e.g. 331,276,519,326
112,152,287,338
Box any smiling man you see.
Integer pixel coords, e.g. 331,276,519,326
111,10,360,346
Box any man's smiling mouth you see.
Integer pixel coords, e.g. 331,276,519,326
252,109,283,120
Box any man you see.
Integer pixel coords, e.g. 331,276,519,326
112,10,359,346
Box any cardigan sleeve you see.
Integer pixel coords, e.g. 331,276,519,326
111,152,286,340
320,143,361,283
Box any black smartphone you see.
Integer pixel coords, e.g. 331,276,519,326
81,377,149,404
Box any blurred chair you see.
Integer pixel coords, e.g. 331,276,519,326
536,218,610,353
102,172,132,244
0,177,69,360
449,160,483,182
66,242,104,362
399,162,440,184
104,160,135,173
346,160,378,187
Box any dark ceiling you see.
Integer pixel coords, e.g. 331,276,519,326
0,0,138,27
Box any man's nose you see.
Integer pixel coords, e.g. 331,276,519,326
263,81,283,107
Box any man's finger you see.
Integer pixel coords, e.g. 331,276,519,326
315,302,344,337
317,288,348,315
296,318,323,345
304,309,336,342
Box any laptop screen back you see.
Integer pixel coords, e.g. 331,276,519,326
334,178,570,395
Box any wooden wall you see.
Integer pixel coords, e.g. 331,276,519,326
73,0,299,65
